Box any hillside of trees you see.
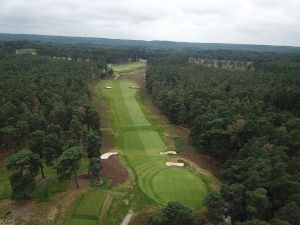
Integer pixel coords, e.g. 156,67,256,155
145,54,300,225
1,33,300,54
0,41,134,202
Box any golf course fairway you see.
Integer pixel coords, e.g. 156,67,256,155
99,63,209,210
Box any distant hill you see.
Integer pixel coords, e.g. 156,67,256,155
1,33,300,54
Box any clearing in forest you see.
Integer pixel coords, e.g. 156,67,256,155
99,61,210,210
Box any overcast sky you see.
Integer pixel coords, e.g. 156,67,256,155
0,0,299,46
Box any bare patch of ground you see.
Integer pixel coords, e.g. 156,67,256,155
99,155,128,185
178,150,220,177
101,129,115,151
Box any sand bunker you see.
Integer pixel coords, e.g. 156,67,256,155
160,151,177,155
105,86,112,89
100,152,119,159
165,161,184,167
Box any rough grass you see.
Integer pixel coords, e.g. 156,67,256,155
36,178,70,202
0,168,11,199
68,218,98,225
73,189,107,218
100,65,210,210
66,189,107,225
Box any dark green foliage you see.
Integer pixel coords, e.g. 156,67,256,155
86,131,101,175
90,157,102,181
44,134,62,165
5,150,41,201
0,47,103,152
146,202,194,225
146,55,300,224
203,192,225,224
55,146,82,188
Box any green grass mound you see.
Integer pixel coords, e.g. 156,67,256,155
122,130,208,209
152,167,208,209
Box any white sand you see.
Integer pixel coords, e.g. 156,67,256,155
105,86,112,89
160,151,177,155
165,161,184,167
100,152,118,159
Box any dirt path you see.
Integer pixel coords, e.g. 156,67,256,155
120,209,133,225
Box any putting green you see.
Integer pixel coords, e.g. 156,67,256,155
100,64,209,209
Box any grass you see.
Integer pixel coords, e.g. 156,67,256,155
0,168,11,199
101,79,150,128
73,189,106,218
99,63,211,210
68,218,98,225
36,178,70,202
16,48,36,55
113,61,146,73
66,189,107,225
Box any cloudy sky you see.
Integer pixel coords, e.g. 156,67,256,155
0,0,299,46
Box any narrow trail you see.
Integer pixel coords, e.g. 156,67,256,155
120,209,133,225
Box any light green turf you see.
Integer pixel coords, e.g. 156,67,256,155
102,79,150,128
15,48,36,55
68,218,97,225
113,61,146,72
99,63,209,209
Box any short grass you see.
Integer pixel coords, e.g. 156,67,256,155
101,79,150,128
113,61,146,73
73,189,106,218
100,63,210,210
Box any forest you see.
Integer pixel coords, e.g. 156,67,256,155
145,53,300,224
0,40,299,225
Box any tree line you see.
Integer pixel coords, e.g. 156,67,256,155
0,41,133,202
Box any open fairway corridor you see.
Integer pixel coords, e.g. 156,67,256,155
98,62,209,210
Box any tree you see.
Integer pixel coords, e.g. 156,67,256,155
28,130,45,178
276,201,300,225
5,150,41,201
146,202,194,225
44,134,62,165
90,157,102,182
86,131,101,174
203,192,225,224
227,119,247,149
245,188,270,219
55,146,82,189
70,116,82,140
